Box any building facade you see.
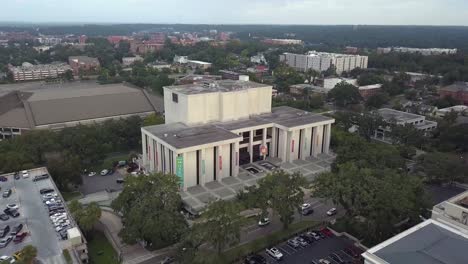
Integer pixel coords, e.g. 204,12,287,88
9,62,71,82
439,82,468,105
323,77,358,90
141,79,334,190
280,51,368,74
359,84,383,100
68,56,100,75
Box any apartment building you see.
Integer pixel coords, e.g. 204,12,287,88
122,55,143,66
8,62,71,82
68,56,100,75
280,51,368,74
263,38,303,45
141,78,334,191
439,82,468,105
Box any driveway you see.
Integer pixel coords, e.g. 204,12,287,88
79,170,126,195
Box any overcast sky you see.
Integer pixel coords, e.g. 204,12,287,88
2,0,468,25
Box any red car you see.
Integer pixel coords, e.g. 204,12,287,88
13,232,28,243
320,227,334,237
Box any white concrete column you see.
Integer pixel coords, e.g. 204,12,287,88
323,124,331,154
200,148,206,185
271,127,277,158
248,130,254,163
262,128,267,160
233,141,239,177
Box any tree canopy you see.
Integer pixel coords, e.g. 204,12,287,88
328,82,362,107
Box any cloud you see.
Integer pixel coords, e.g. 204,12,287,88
1,0,467,25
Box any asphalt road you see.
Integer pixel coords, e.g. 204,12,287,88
79,169,125,195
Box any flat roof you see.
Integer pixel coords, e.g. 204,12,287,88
378,108,423,122
165,80,269,95
259,106,334,128
366,219,468,264
214,118,272,131
0,81,162,127
144,123,242,149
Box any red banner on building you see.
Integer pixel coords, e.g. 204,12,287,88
219,156,222,170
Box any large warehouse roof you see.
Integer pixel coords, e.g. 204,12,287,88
0,81,163,129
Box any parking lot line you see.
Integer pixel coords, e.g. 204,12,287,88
279,245,295,255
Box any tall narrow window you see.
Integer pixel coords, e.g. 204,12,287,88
213,148,217,181
298,130,303,159
172,93,178,103
229,144,233,177
196,150,200,185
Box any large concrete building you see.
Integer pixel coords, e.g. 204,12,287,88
0,81,163,139
141,79,334,191
439,82,468,106
280,51,368,74
8,62,72,82
363,190,468,264
68,56,100,75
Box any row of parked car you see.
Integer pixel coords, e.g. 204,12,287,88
41,188,72,240
0,223,28,249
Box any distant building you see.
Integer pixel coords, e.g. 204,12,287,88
36,36,62,46
439,82,468,105
250,53,267,64
344,46,359,54
220,70,241,80
107,35,131,45
363,190,468,264
187,60,212,70
148,62,172,70
174,55,189,64
68,56,100,75
376,47,392,54
263,38,303,45
392,47,458,56
289,84,328,95
8,62,72,82
280,51,368,74
374,108,437,142
0,81,162,139
130,40,164,54
323,77,358,90
435,105,468,117
359,84,383,100
122,55,143,66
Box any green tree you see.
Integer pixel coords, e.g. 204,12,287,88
365,92,390,109
416,152,466,184
111,173,188,248
17,245,38,264
257,170,307,229
389,123,425,147
328,82,362,107
69,201,102,233
355,111,387,141
143,113,165,126
201,200,246,254
46,154,82,190
60,69,74,81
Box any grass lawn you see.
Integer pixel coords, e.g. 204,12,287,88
61,191,83,201
87,230,119,264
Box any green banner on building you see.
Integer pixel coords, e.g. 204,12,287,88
176,156,184,185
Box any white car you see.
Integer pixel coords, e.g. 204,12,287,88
21,170,27,174
319,259,331,264
300,203,311,210
22,173,29,178
258,217,270,227
0,255,15,263
287,238,300,248
6,204,19,210
100,169,109,176
326,208,337,216
88,172,97,177
266,247,283,260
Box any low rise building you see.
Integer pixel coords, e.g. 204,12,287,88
68,56,100,75
363,190,468,264
359,84,383,100
435,105,468,117
250,53,267,64
289,83,328,95
263,38,303,45
374,108,437,142
130,40,164,54
36,36,62,46
141,78,334,192
323,77,358,90
439,82,468,105
122,55,143,66
220,70,241,80
8,62,71,82
0,81,162,139
187,60,212,70
176,74,222,85
174,55,189,64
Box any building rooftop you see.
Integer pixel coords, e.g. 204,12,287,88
359,84,382,90
165,79,269,95
378,108,424,122
9,62,71,72
259,106,334,129
440,82,468,93
0,81,161,128
143,123,242,149
364,219,468,264
69,56,99,64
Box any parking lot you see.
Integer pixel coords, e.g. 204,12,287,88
259,230,362,264
79,169,126,195
0,168,72,263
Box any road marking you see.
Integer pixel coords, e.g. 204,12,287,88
279,245,294,255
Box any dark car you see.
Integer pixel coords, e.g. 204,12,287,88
0,235,13,248
107,169,115,175
344,246,361,258
0,214,9,221
116,178,125,184
244,254,267,264
299,233,313,243
13,172,20,180
329,253,345,264
40,188,54,194
2,189,11,198
13,232,28,243
0,176,7,182
314,230,326,239
10,223,23,236
0,226,10,238
33,174,49,182
4,208,19,218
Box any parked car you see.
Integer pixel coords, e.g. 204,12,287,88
258,217,270,227
287,238,300,248
244,254,267,264
343,246,361,258
116,178,125,184
100,169,109,176
21,171,29,178
40,188,54,194
0,256,15,263
300,203,314,215
299,233,313,243
4,208,19,218
87,171,97,177
107,168,115,175
0,214,8,221
33,174,49,182
0,236,13,248
319,259,331,264
329,253,345,264
6,204,18,210
2,189,11,198
326,208,337,216
14,172,20,180
0,226,10,238
266,247,283,260
13,232,28,243
0,176,7,182
117,160,127,168
296,236,308,246
320,227,334,237
10,223,23,236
